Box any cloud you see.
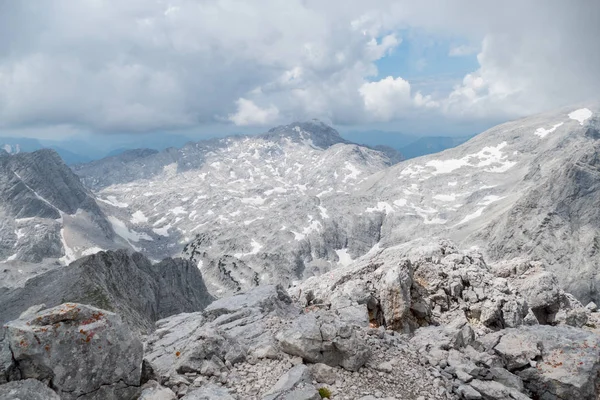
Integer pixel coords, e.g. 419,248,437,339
228,98,279,126
449,44,478,57
359,76,412,121
0,0,598,134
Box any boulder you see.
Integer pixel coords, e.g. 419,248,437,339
0,379,60,400
480,326,600,400
516,271,561,324
276,312,370,371
263,365,320,400
1,303,143,400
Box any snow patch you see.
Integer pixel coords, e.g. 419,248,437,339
318,206,330,219
568,108,592,125
234,239,263,258
241,196,266,205
170,206,187,215
366,202,394,214
130,210,148,224
335,248,353,267
433,194,457,202
109,216,153,243
457,207,486,225
152,224,172,237
534,122,564,138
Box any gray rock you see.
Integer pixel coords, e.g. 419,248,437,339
139,381,178,400
310,363,337,384
456,384,481,400
469,379,530,400
0,379,60,400
0,250,214,333
276,312,370,371
493,330,542,370
181,384,235,400
1,303,143,400
480,325,600,399
263,365,318,400
489,367,524,391
585,301,598,312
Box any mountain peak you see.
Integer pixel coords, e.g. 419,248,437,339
262,120,349,149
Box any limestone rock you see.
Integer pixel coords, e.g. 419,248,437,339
1,303,143,400
276,312,370,371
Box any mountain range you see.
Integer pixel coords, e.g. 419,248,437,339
1,105,600,399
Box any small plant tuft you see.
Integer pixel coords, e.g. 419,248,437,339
318,387,332,399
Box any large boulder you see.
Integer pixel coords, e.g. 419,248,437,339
0,303,143,400
479,326,600,400
275,311,370,371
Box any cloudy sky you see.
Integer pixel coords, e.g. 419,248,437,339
0,0,598,139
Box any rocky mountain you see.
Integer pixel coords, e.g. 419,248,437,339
0,149,127,279
2,241,599,399
0,249,213,333
72,120,398,295
71,105,600,306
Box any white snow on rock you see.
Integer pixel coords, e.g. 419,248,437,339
535,122,564,138
335,248,353,266
366,202,394,214
568,108,593,125
130,210,148,224
234,239,263,258
109,216,153,243
457,207,486,225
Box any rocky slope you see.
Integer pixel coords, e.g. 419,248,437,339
1,242,599,399
72,120,398,295
70,105,600,305
0,149,131,286
0,249,213,333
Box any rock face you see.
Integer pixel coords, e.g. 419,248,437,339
0,149,121,267
0,250,214,332
0,303,143,399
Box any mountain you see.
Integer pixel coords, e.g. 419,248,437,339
0,249,213,333
72,120,397,295
0,149,127,277
70,106,600,306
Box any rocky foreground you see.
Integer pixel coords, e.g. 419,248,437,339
1,242,599,399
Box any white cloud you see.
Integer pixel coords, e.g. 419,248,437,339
228,98,280,126
0,0,597,133
359,76,412,121
449,44,478,57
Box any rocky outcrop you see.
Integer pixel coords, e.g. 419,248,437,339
144,284,446,399
292,241,531,335
0,250,214,332
0,303,143,399
0,149,118,264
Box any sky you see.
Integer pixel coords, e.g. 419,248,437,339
0,0,599,141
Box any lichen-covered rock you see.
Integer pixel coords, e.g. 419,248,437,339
0,379,60,400
1,303,143,400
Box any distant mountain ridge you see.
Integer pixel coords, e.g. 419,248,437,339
70,105,600,306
